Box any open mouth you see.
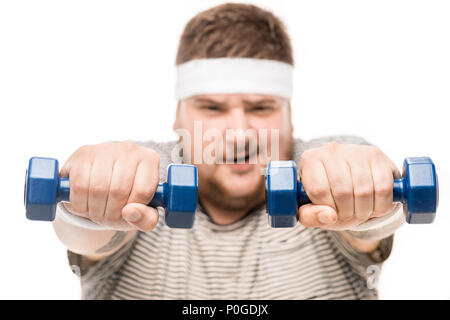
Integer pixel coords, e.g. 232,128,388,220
224,150,258,164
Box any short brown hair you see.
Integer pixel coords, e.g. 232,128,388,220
176,3,293,66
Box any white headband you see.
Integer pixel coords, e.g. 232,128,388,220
175,58,293,100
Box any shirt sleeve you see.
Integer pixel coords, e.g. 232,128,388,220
293,135,395,278
328,231,394,287
133,139,179,181
67,233,139,299
67,232,138,277
63,139,176,298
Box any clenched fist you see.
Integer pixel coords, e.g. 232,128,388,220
299,142,400,230
60,141,160,231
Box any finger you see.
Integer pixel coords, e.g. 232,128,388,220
389,159,402,179
298,204,337,228
63,159,92,217
349,160,374,221
104,157,138,222
122,203,159,232
60,158,72,178
300,159,335,208
128,158,159,205
88,156,115,223
370,202,401,218
60,145,92,178
370,160,395,215
322,158,354,222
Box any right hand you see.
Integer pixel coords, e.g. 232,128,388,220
60,141,160,231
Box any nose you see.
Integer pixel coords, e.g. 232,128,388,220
226,107,250,131
225,108,253,155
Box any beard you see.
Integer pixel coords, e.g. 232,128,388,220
197,169,266,213
196,136,295,215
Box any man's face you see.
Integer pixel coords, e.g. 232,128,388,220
174,93,294,213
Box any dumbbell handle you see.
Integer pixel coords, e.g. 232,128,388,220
296,179,405,206
55,177,167,207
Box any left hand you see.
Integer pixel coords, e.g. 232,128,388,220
298,142,400,230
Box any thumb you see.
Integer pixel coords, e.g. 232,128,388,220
122,203,159,232
298,204,337,228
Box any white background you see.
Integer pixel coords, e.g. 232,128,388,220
0,0,449,299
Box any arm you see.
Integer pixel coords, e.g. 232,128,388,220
52,141,161,264
339,231,380,254
52,212,137,262
299,142,401,254
336,230,395,267
340,203,405,256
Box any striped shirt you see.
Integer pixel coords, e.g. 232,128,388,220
66,136,393,300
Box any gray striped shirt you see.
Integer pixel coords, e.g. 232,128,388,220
67,136,393,300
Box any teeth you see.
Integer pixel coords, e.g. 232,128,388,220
223,151,257,163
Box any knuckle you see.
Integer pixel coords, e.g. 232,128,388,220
325,141,340,151
299,155,311,173
65,145,92,168
143,148,160,163
300,150,312,163
369,146,385,160
134,186,155,202
300,147,322,163
375,183,392,197
120,140,137,151
90,184,108,197
369,145,382,154
109,185,130,199
354,186,373,199
76,144,93,155
332,186,353,200
71,180,89,195
306,184,329,199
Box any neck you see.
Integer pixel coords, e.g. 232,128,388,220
199,198,249,225
199,196,265,225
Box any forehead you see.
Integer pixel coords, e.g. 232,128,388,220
185,93,286,105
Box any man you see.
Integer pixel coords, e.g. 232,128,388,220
53,3,403,299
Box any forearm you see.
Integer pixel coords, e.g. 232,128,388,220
52,213,137,261
339,231,381,254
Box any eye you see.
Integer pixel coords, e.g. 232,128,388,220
250,105,274,113
200,105,223,112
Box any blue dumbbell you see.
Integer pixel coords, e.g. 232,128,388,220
265,157,438,228
25,157,198,228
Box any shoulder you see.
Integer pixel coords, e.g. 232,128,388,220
132,140,180,181
133,140,179,158
293,135,370,153
292,135,371,164
303,135,370,149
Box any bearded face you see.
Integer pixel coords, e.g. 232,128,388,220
173,93,294,214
